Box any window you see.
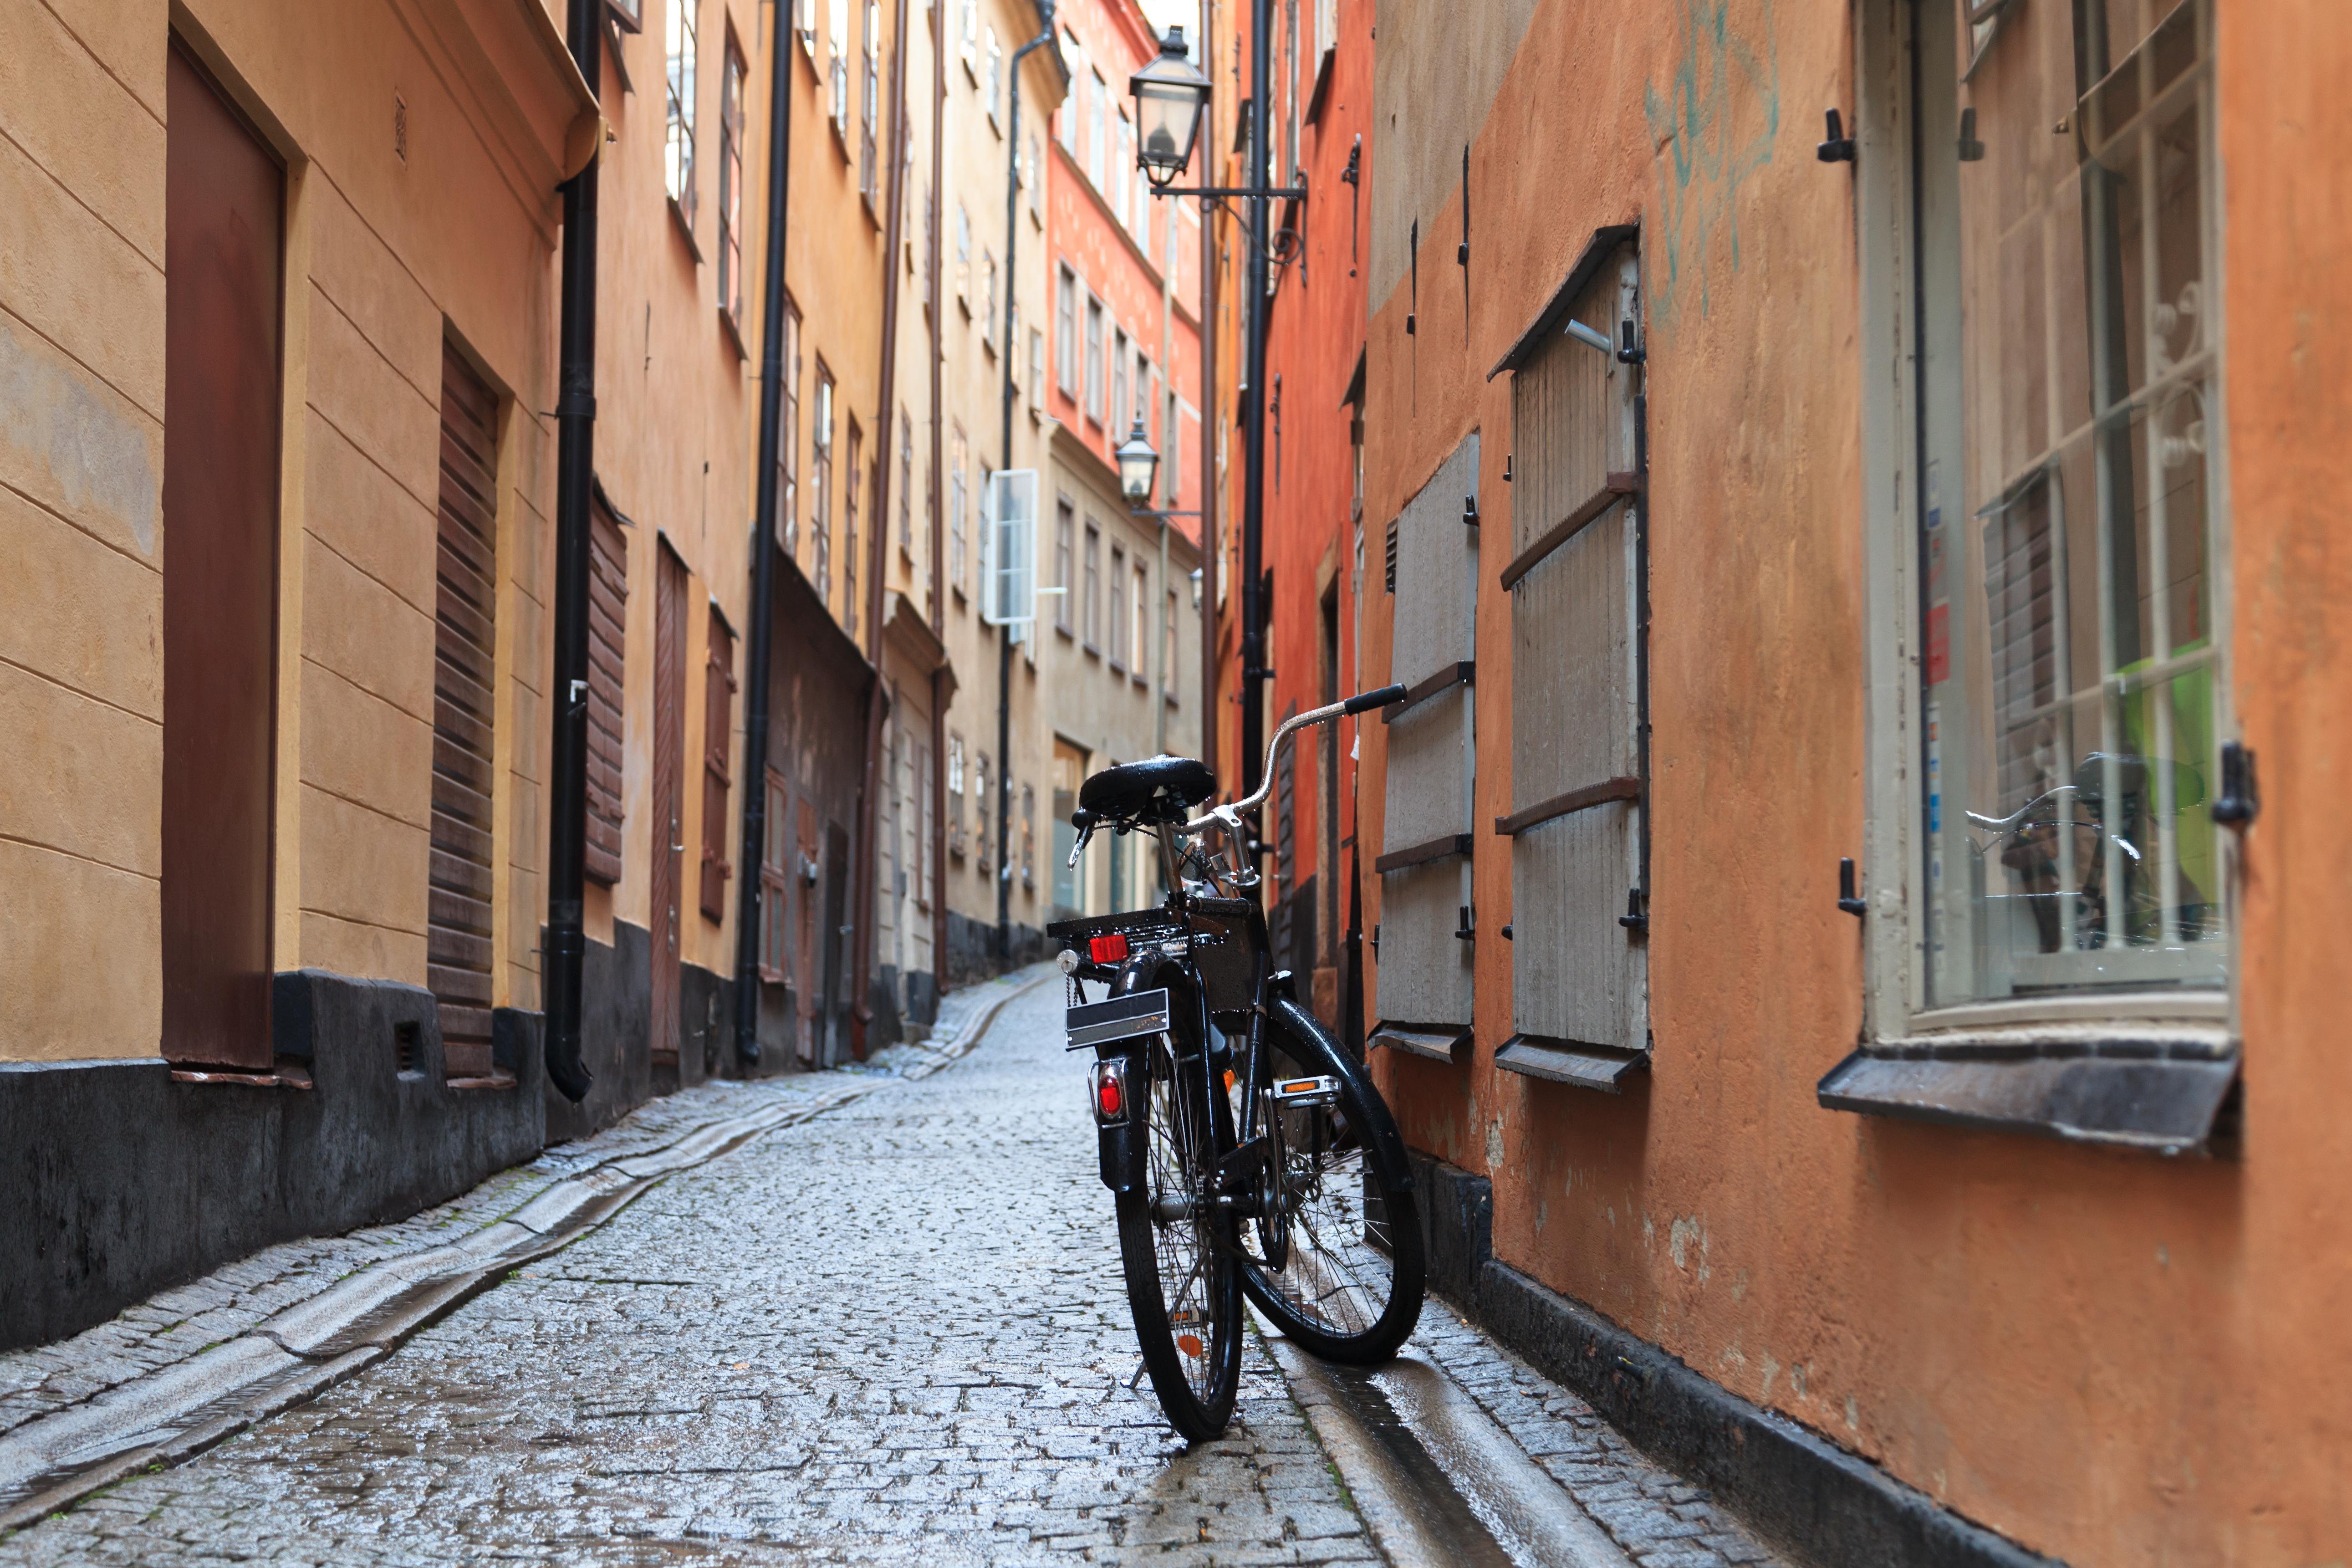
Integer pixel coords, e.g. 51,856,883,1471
586,495,629,885
1113,112,1131,228
947,731,966,858
1164,389,1181,506
1112,331,1129,440
760,771,789,980
955,202,972,310
1056,267,1078,393
1020,783,1035,891
982,252,998,350
812,363,835,604
974,751,991,874
779,297,802,553
828,0,849,133
701,610,737,921
1165,588,1179,696
1109,543,1127,668
1027,135,1041,219
898,408,913,555
1911,0,2227,1008
1054,501,1074,633
1056,31,1081,151
665,0,698,223
796,0,816,59
718,40,746,323
1083,522,1101,648
1087,69,1107,191
1132,561,1148,674
986,26,1003,130
959,0,979,73
844,419,864,637
1084,297,1104,424
1051,740,1086,912
1029,327,1046,409
949,425,969,595
923,182,936,311
860,0,880,199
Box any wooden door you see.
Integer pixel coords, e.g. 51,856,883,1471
821,822,851,1064
652,542,688,1063
162,45,282,1068
428,344,500,1078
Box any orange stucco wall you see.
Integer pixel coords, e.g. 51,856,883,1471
1355,0,2351,1562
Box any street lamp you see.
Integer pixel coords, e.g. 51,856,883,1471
1130,27,1209,190
1116,420,1160,505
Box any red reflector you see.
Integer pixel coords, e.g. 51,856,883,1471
1098,1075,1125,1119
1089,933,1130,964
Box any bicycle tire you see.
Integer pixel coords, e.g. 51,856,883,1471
1114,991,1244,1441
1236,996,1426,1364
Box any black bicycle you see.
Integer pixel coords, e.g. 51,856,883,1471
1047,685,1427,1441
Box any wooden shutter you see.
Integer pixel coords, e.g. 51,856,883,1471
1498,243,1648,1089
1372,434,1479,1058
162,45,282,1069
429,342,501,1079
585,496,628,884
652,543,687,1062
701,608,737,920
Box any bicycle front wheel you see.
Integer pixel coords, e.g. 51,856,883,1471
1238,996,1426,1364
1115,1030,1243,1441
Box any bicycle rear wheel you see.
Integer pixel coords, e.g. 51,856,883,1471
1237,996,1425,1364
1115,1027,1243,1440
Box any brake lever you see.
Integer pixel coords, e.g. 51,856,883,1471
1066,820,1096,868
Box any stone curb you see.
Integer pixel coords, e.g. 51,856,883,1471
0,972,1053,1535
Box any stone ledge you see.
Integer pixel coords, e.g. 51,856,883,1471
1408,1150,2066,1568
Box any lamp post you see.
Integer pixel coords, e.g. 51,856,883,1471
1134,21,1297,851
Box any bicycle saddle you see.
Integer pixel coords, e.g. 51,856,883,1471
1078,754,1216,825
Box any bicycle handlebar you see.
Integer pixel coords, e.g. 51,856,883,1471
1183,683,1408,834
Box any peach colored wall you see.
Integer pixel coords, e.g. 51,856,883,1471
0,0,582,1057
1353,0,2352,1562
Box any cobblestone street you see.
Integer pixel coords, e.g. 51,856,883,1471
0,981,1780,1568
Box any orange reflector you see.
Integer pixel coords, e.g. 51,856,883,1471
1177,1334,1204,1358
1089,932,1130,964
1223,1069,1235,1091
1097,1075,1124,1119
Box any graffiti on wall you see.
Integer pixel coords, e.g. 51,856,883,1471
1642,0,1782,336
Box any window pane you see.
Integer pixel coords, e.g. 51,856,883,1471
1917,0,2224,1005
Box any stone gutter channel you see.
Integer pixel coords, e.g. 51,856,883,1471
0,967,1056,1534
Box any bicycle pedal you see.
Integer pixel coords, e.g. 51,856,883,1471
1271,1074,1341,1109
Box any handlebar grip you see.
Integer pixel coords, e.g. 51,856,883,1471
1342,684,1409,717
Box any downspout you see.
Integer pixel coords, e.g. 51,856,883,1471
1240,0,1271,823
1154,145,1175,757
544,0,602,1104
1197,0,1217,783
997,7,1056,963
928,0,949,991
731,0,798,1071
850,0,915,1057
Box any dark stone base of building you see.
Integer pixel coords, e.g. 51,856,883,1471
0,970,545,1355
1408,1152,2062,1568
943,911,1045,990
548,922,653,1145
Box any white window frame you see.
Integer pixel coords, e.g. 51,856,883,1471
1852,4,2237,1047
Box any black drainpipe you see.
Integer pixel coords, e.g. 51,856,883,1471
544,0,602,1103
995,6,1056,963
732,5,797,1071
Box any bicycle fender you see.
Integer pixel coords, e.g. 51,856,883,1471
1265,995,1416,1194
1097,1067,1146,1193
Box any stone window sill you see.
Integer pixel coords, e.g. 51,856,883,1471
1816,1026,2238,1155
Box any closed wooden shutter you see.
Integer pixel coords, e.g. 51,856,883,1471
1499,244,1648,1089
700,608,737,920
1373,434,1479,1057
652,542,688,1062
585,496,628,884
429,342,501,1079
